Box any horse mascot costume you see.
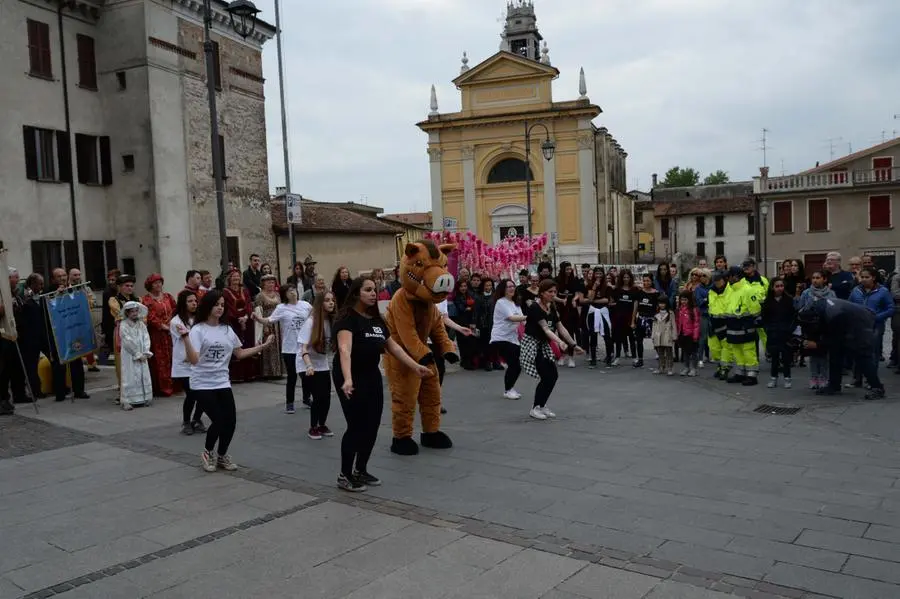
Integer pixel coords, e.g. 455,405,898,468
384,239,458,456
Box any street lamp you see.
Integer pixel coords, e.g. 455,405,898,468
759,199,769,276
523,122,556,240
203,0,261,276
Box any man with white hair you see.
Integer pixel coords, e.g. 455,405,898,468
824,252,855,300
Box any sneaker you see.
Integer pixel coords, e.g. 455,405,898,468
181,423,194,436
338,473,367,492
809,380,819,390
201,450,217,473
687,369,697,377
503,390,521,400
698,360,705,369
308,427,323,440
864,387,886,401
353,470,382,486
440,407,447,414
767,377,778,389
611,358,621,367
285,404,296,414
588,360,597,370
666,370,674,376
217,454,238,471
567,357,576,368
192,421,207,433
540,406,556,418
742,376,759,386
122,403,133,411
318,425,335,437
557,358,567,367
783,378,792,389
302,398,312,409
815,387,842,396
529,407,548,420
651,368,661,375
679,368,689,377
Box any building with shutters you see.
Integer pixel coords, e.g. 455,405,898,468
0,0,275,289
754,137,900,275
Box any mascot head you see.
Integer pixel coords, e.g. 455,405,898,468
401,239,455,303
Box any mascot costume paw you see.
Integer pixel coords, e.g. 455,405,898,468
385,240,458,456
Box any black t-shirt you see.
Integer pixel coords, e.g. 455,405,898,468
612,287,638,318
519,287,539,310
332,310,389,385
636,289,659,318
525,302,558,341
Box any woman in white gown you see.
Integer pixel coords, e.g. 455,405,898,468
119,301,154,409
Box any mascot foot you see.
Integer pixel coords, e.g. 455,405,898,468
391,437,419,456
420,431,453,450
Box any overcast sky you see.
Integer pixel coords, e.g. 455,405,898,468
254,0,900,214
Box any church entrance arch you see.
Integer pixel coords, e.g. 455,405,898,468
490,204,528,244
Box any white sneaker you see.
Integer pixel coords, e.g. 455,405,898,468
540,406,556,418
784,378,793,389
666,370,674,376
767,377,777,388
503,390,521,400
679,368,689,377
698,361,705,369
687,369,697,377
566,357,576,368
611,358,621,367
529,407,547,420
651,369,661,375
557,358,567,367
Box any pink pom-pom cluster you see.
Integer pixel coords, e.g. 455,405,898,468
425,230,548,280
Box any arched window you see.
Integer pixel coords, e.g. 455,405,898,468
487,158,532,184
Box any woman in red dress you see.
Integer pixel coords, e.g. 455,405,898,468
142,274,176,397
223,269,259,382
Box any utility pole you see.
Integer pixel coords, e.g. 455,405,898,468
757,128,771,167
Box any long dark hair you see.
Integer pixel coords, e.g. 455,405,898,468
310,290,337,354
656,263,671,287
617,269,635,288
337,277,379,321
175,289,197,326
678,290,696,320
195,289,224,324
555,261,573,288
332,266,350,290
763,276,785,304
492,278,514,304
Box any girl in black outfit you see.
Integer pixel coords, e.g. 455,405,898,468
760,277,796,389
611,270,639,366
634,274,659,369
331,266,352,309
522,279,583,420
475,279,501,370
452,279,478,370
554,262,583,368
586,267,614,368
519,273,540,311
333,277,431,492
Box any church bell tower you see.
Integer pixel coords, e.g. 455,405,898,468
499,0,544,62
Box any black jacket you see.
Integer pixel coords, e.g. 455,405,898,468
761,295,795,350
800,298,874,355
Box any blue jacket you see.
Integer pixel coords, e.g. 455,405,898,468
694,284,710,316
827,270,856,300
849,284,894,326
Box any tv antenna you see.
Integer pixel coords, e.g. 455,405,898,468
756,128,771,167
823,136,842,161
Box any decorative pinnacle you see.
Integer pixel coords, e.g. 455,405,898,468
429,84,439,116
578,67,588,100
460,51,470,74
540,41,550,65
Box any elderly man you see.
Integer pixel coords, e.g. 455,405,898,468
46,268,89,402
0,267,27,414
824,252,855,300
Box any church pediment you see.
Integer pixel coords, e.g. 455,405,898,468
453,51,559,88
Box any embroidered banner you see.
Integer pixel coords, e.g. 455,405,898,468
47,290,96,362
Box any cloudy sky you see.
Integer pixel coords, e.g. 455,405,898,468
254,0,900,214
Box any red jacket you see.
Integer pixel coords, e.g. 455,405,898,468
676,306,701,341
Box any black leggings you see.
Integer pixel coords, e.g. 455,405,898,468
196,388,237,455
308,370,331,428
282,353,298,406
770,345,792,378
175,377,204,424
336,372,384,476
534,349,559,408
492,341,522,392
633,320,650,360
615,331,637,359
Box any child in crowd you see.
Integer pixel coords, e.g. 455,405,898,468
676,291,701,377
794,270,835,310
800,314,829,390
651,297,677,375
761,277,795,389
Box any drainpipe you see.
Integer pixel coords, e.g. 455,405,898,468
592,131,601,263
58,2,83,270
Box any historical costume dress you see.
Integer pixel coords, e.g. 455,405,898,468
253,279,284,379
118,301,153,409
223,284,259,383
142,274,176,397
109,276,137,388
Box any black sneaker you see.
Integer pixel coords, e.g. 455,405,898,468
864,388,886,401
588,359,597,369
337,473,367,492
815,387,842,396
440,407,447,414
181,423,194,435
192,420,207,433
354,470,381,486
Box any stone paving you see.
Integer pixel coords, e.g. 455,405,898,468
1,351,899,598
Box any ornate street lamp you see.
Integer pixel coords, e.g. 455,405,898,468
227,0,261,39
524,122,556,239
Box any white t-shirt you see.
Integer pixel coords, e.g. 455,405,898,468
436,300,448,316
188,323,243,390
297,316,333,372
169,315,193,379
267,301,312,354
491,297,523,345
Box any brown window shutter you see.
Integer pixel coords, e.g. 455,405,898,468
23,126,38,180
99,136,112,185
56,131,72,182
75,133,89,183
77,35,97,89
27,20,52,77
31,241,48,277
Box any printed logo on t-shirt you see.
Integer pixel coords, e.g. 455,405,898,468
366,326,385,339
291,316,305,330
205,343,227,361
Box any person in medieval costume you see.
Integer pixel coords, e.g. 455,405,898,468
119,301,154,410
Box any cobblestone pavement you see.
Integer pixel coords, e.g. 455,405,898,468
2,351,900,598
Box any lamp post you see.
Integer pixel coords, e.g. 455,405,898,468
523,122,556,240
203,0,260,275
759,200,769,276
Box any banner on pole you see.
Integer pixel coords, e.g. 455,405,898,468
0,249,17,341
46,291,96,362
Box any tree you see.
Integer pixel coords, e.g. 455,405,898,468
703,170,730,185
659,166,700,188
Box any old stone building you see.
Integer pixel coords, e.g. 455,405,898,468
0,0,275,289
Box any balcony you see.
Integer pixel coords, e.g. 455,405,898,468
754,167,900,194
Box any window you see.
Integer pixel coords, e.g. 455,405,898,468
122,257,135,276
31,240,79,278
116,71,127,90
873,157,893,183
76,34,97,90
211,40,223,91
487,158,532,184
660,218,670,239
27,19,52,78
696,242,706,258
695,216,705,238
807,198,828,232
75,134,112,185
23,126,71,182
747,213,755,236
226,236,241,268
869,195,891,229
748,239,756,258
82,240,118,290
714,215,724,237
634,210,643,225
715,241,725,256
772,200,793,233
122,154,135,172
804,253,828,274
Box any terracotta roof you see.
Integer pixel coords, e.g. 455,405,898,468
652,181,753,202
654,197,754,217
798,138,900,175
634,200,654,211
271,201,403,235
380,212,432,226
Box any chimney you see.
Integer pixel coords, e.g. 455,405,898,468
759,166,769,179
275,186,286,196
651,173,658,188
